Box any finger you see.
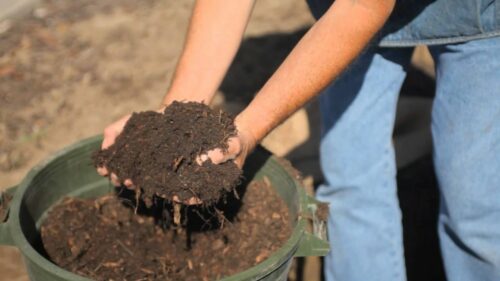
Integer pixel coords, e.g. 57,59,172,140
185,197,202,205
102,114,131,149
172,196,202,205
206,148,228,164
97,166,109,176
123,179,134,189
207,137,242,165
195,154,209,165
110,173,121,187
101,135,115,150
226,137,242,155
196,149,228,165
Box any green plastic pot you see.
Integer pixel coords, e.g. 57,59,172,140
0,136,329,281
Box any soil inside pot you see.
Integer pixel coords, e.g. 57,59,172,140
92,101,242,205
41,179,292,281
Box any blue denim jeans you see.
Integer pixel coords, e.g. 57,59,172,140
316,36,500,281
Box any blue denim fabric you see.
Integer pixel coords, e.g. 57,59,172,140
317,47,411,281
316,36,500,281
430,37,500,281
307,0,500,46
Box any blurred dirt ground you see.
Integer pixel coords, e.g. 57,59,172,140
0,0,442,280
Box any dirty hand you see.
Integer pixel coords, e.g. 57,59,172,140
96,109,203,205
96,114,133,187
200,116,257,169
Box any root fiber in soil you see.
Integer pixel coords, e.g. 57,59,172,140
93,101,242,205
41,180,291,281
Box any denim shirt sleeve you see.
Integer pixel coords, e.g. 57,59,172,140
306,0,500,47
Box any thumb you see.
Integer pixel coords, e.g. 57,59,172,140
101,114,131,149
101,129,118,149
201,137,242,165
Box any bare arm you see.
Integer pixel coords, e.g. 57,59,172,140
162,0,255,105
100,0,395,200
99,0,254,203
238,0,395,143
210,0,396,166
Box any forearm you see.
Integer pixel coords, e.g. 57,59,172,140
163,0,255,105
237,0,395,142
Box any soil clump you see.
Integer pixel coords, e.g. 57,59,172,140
93,102,242,205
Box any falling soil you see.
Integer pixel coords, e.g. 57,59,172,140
93,101,242,205
41,180,291,281
315,203,329,222
0,192,13,222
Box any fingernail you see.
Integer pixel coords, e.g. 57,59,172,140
196,154,208,165
124,179,133,188
208,148,232,164
110,173,120,186
187,197,202,205
97,167,108,176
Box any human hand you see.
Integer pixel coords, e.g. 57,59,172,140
199,116,257,169
96,114,133,187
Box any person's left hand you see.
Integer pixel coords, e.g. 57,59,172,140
96,108,205,205
96,114,133,187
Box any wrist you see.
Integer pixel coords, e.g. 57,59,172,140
234,110,268,148
232,115,257,162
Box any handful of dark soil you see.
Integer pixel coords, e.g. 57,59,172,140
93,102,242,205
